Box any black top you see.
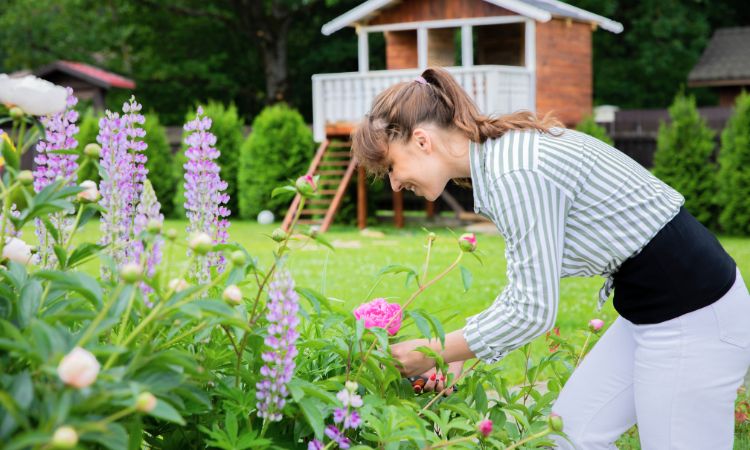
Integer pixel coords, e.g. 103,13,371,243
612,206,737,324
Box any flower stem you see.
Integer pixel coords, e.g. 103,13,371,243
103,286,139,369
77,284,125,348
63,203,85,251
355,251,464,381
503,428,553,450
576,331,593,367
419,360,480,414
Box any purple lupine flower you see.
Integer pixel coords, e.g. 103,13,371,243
324,426,350,449
344,410,361,430
256,268,299,422
98,110,132,276
132,179,163,303
32,88,79,266
121,96,148,223
182,106,230,283
307,439,324,450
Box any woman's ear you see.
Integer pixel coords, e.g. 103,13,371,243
412,128,433,155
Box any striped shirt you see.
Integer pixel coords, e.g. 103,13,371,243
463,128,684,363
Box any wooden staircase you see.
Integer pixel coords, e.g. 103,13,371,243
281,138,357,233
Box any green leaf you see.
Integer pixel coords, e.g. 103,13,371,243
18,279,42,329
460,266,472,293
377,264,417,278
297,397,325,439
147,398,186,425
407,310,432,340
53,245,67,269
67,243,105,268
81,422,129,450
296,287,332,314
33,271,103,309
1,136,20,171
474,382,488,413
271,185,296,198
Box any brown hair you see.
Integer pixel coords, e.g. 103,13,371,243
351,67,562,178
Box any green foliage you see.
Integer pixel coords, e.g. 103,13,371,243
718,91,750,235
238,104,313,220
652,93,718,228
171,102,245,218
74,111,101,184
141,113,176,217
575,115,613,146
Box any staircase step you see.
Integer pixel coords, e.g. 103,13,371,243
316,169,347,176
308,198,331,205
318,179,340,185
318,160,350,167
296,219,319,225
320,189,338,195
328,141,352,148
301,209,329,215
326,151,351,158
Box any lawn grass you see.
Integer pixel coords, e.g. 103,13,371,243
21,219,750,447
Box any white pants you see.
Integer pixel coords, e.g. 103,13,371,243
551,268,750,450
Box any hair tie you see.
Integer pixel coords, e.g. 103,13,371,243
414,76,428,85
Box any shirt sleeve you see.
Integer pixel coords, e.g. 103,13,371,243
463,169,569,363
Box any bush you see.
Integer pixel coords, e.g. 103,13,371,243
652,93,719,228
141,113,177,217
575,115,613,146
74,110,100,183
718,91,750,235
238,103,313,220
172,102,245,217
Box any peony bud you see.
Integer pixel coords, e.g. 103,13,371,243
458,233,477,252
168,278,189,293
51,426,78,448
222,284,242,305
136,392,157,413
166,228,178,241
2,237,33,265
427,232,437,242
189,232,213,255
295,174,317,197
345,381,358,393
9,106,24,120
57,347,100,389
146,219,162,234
76,180,99,203
271,227,287,243
17,170,33,186
230,250,246,266
588,319,605,332
548,413,564,432
84,143,102,158
478,419,493,437
120,262,143,284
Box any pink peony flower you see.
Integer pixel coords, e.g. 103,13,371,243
57,347,100,389
353,298,402,336
458,233,477,252
588,318,605,332
478,419,493,437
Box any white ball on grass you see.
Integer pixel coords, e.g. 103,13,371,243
257,210,275,225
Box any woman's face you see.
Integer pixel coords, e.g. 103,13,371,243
385,128,450,202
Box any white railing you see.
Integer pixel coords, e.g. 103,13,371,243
312,65,535,141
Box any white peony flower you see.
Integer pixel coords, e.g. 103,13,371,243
2,237,33,265
0,74,67,116
57,347,100,389
168,278,189,292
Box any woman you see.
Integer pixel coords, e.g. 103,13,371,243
350,67,750,449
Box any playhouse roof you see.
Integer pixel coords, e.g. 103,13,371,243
34,60,136,90
322,0,623,35
688,27,750,87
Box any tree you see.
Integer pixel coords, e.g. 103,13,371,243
717,91,750,235
652,93,718,228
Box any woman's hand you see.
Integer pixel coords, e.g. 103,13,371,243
419,360,464,393
390,338,434,377
390,330,476,378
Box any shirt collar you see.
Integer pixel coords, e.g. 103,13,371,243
469,139,488,214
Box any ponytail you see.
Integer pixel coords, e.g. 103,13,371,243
352,66,562,176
